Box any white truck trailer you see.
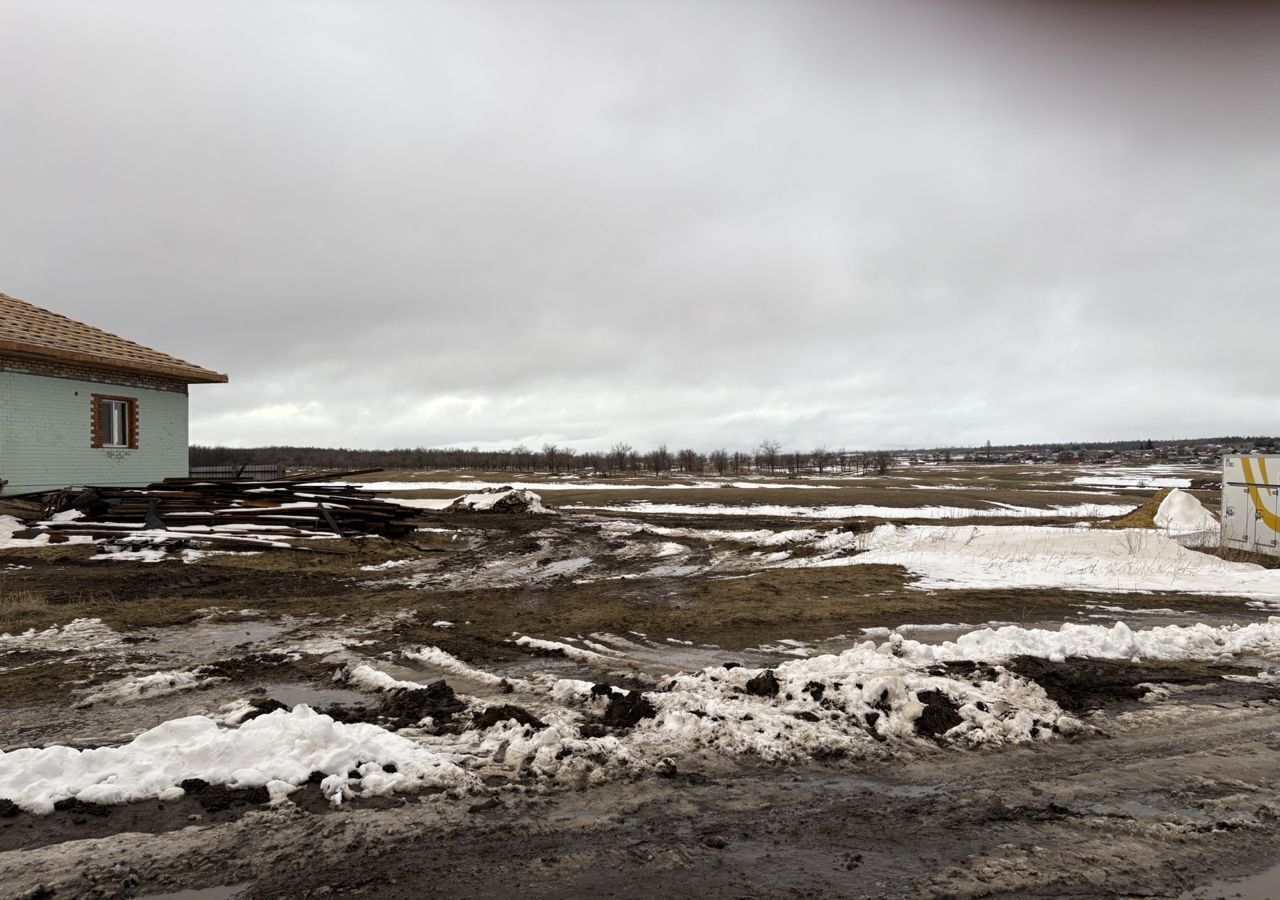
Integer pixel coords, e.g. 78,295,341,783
1222,455,1280,557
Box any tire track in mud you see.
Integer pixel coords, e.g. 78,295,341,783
4,699,1280,899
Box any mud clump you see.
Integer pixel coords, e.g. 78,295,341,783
179,778,270,812
914,690,963,740
601,690,657,729
744,670,780,698
378,681,466,728
52,798,110,817
472,704,547,730
1006,656,1234,713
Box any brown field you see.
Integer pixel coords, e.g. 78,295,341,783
5,461,1280,900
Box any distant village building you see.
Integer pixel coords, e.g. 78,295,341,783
0,293,226,494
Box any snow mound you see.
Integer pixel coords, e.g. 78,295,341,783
405,646,513,687
635,647,1076,760
791,524,1280,598
1154,488,1219,534
73,669,226,707
473,650,1079,786
0,618,122,652
892,618,1280,665
0,706,476,814
448,488,553,514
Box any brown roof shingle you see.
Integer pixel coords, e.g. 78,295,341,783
0,293,227,384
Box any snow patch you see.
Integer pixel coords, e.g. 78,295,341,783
0,618,123,653
0,707,476,814
573,502,1134,520
1154,488,1219,535
793,524,1280,598
73,669,226,707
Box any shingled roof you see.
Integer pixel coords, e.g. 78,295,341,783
0,293,227,384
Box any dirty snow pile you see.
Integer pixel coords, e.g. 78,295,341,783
0,618,123,653
448,488,552,514
438,651,1076,789
404,646,512,687
889,618,1280,665
794,524,1280,598
441,621,1280,782
0,706,476,814
72,669,227,707
634,647,1075,759
1154,489,1219,536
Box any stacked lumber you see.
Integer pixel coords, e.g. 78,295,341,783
25,469,416,551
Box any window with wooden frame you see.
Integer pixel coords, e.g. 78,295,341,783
91,395,138,450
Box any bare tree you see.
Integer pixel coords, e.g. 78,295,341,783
709,448,729,476
609,442,633,475
784,452,802,476
757,439,781,475
542,442,560,474
812,446,830,475
874,450,893,476
647,444,671,474
677,448,702,474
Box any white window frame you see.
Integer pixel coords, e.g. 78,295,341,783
100,398,130,449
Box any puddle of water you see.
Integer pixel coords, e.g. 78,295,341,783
1181,860,1280,899
257,683,369,708
136,884,253,900
138,619,299,664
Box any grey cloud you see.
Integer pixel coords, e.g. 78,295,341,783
1,0,1276,452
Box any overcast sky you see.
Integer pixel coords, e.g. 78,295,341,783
2,1,1277,452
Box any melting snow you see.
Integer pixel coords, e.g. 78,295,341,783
1073,475,1193,489
0,707,475,814
310,480,839,492
73,669,226,707
792,524,1280,599
0,618,123,652
572,502,1135,520
1154,488,1219,535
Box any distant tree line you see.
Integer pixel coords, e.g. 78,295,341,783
190,435,1277,477
189,442,897,477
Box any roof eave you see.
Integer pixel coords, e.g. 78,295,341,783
0,341,228,385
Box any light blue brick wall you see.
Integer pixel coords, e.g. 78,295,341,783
0,372,188,493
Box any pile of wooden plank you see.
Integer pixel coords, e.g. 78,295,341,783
22,469,418,551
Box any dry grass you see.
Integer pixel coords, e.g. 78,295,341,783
1101,488,1174,530
345,464,1143,509
1203,545,1280,569
0,590,48,618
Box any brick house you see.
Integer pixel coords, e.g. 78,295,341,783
0,293,226,494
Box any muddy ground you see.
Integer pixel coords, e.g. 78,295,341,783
2,464,1279,899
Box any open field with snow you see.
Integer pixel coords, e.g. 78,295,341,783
4,463,1280,899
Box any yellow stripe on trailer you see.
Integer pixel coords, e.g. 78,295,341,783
1241,458,1280,534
